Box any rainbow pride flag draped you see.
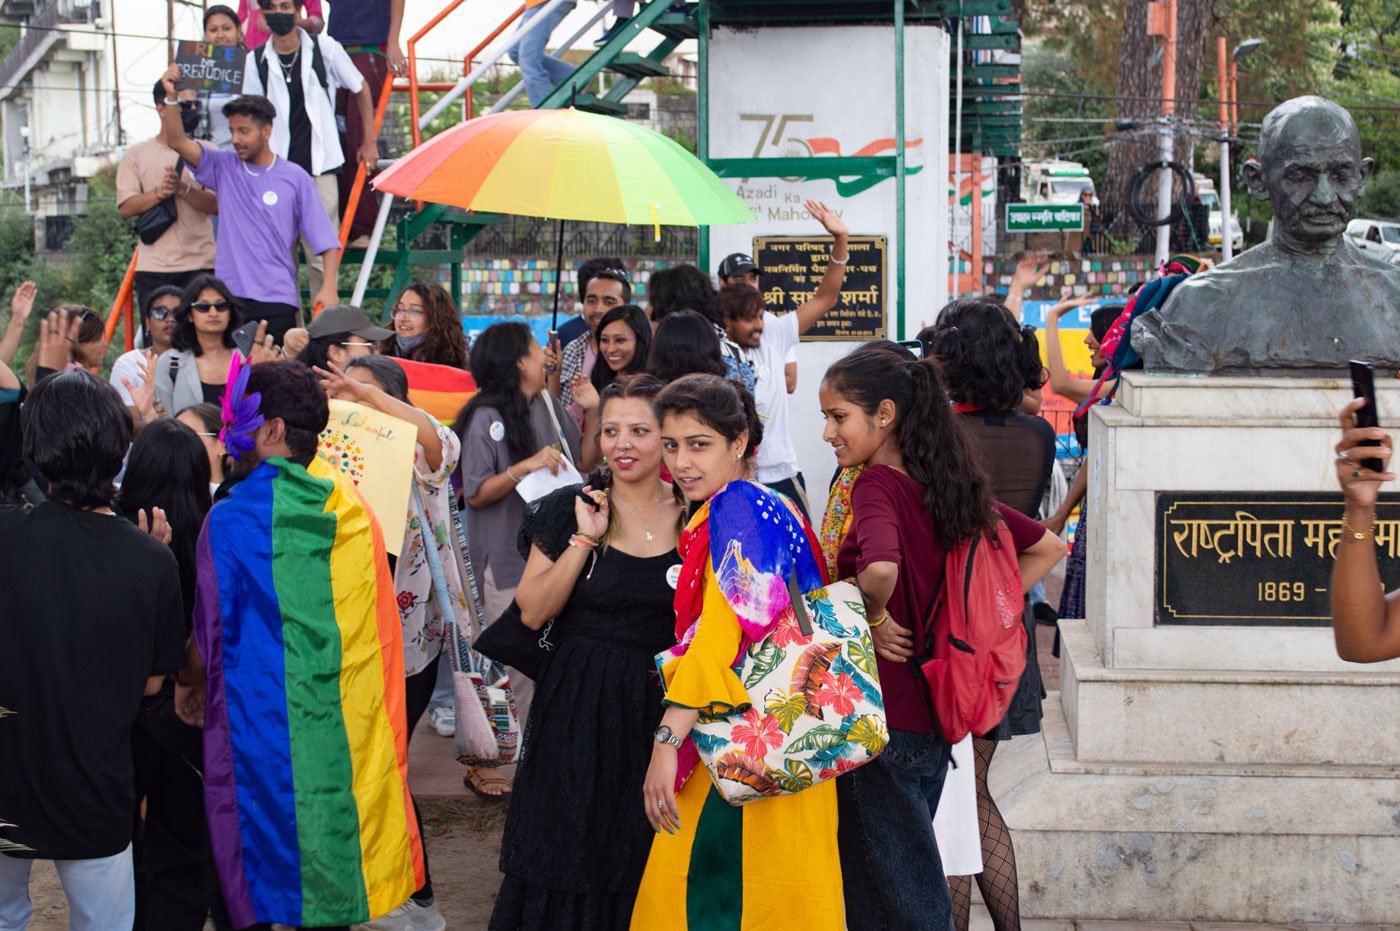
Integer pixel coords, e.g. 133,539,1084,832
390,356,475,424
193,455,424,928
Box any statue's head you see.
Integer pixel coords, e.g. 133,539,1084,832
1243,96,1374,251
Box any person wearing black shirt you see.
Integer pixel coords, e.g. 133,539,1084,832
0,370,186,930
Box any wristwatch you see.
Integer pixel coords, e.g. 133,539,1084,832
653,725,683,749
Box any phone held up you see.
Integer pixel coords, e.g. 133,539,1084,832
232,321,261,359
1349,359,1384,473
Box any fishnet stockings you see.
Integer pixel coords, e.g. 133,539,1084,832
949,737,1021,931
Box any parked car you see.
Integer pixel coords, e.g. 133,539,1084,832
1193,174,1243,253
1345,218,1400,264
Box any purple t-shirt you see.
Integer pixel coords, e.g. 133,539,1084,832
191,147,339,307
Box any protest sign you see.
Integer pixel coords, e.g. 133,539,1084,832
317,399,417,555
176,41,247,94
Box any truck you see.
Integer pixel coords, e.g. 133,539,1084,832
1022,160,1096,205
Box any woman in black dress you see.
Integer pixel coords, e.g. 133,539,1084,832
490,374,684,931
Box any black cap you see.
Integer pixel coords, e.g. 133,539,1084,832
718,253,760,279
306,304,393,341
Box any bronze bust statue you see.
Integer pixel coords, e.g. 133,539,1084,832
1132,96,1400,374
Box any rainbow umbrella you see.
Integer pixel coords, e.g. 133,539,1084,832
372,107,753,327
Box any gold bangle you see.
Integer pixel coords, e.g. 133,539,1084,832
1342,517,1375,540
869,610,889,629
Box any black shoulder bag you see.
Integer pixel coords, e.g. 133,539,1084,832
129,156,185,245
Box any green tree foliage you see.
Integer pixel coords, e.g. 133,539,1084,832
0,178,139,374
1019,39,1113,182
1360,169,1400,218
1026,0,1397,168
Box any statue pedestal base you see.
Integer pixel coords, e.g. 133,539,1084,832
1008,373,1400,923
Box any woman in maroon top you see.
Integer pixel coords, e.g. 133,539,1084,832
820,342,1064,931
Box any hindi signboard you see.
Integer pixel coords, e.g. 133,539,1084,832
752,235,886,341
1006,203,1084,233
1156,491,1400,626
175,40,247,94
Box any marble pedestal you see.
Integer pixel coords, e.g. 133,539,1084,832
1005,372,1400,924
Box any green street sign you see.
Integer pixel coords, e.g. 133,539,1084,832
1006,203,1085,232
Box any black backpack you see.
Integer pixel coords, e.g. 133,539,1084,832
254,35,329,94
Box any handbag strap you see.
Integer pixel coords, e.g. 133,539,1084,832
786,568,813,638
913,533,981,665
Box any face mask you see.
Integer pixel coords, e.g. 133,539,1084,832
395,333,426,354
180,108,201,133
263,11,296,36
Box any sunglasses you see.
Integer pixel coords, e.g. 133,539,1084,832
191,301,230,314
177,100,200,111
391,305,424,317
147,307,177,321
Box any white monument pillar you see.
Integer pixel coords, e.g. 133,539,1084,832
1000,371,1400,923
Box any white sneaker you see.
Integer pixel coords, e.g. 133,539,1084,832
353,897,447,931
428,704,455,737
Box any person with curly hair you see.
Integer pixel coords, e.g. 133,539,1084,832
920,301,1058,931
379,281,470,370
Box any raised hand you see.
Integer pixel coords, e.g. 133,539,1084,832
571,373,599,412
1336,397,1395,511
313,360,373,403
806,199,848,239
246,320,281,365
121,350,161,423
574,485,610,540
10,281,36,325
36,308,81,371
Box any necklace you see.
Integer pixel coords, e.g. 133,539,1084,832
240,155,276,177
611,490,669,543
278,47,300,84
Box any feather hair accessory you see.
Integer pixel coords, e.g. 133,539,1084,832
220,353,264,461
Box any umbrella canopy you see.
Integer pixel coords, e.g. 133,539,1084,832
372,107,753,227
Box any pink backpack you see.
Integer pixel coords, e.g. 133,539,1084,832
916,519,1027,744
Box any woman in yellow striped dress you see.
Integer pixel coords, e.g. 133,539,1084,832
630,374,844,931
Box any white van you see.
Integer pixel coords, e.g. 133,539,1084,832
1022,160,1096,206
1345,219,1400,264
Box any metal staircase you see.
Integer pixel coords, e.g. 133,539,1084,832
350,0,702,322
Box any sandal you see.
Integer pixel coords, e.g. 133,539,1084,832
464,765,512,800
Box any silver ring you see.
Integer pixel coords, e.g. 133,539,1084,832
1339,449,1351,461
656,798,666,810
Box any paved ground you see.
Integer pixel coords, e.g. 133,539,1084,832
31,572,1398,928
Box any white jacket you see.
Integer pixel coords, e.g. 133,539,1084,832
241,27,364,176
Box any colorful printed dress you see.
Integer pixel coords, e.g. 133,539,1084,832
630,481,844,931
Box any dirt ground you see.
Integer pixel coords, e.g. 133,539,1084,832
21,796,507,930
23,573,1067,929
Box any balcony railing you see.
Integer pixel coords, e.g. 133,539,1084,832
0,0,58,92
0,0,96,93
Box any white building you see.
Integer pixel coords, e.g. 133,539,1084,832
0,0,194,249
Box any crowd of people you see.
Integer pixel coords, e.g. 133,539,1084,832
0,5,1155,931
0,183,1099,931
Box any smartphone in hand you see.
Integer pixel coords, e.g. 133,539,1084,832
1350,359,1384,472
232,321,260,359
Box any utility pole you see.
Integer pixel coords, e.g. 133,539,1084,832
1148,0,1177,268
1217,36,1232,262
167,0,175,61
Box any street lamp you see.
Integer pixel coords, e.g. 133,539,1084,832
1216,37,1262,261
